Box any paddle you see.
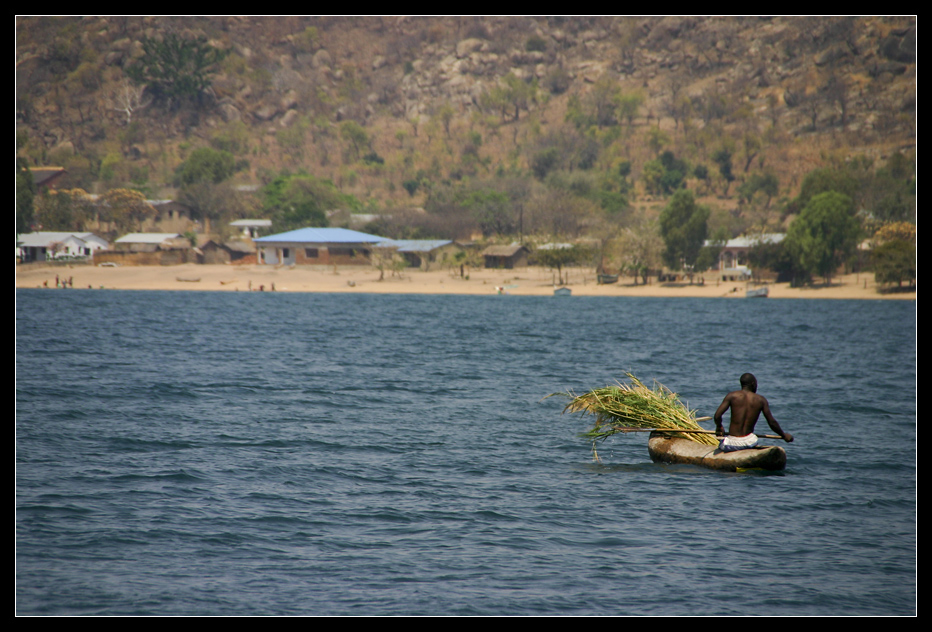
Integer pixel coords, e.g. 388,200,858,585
609,427,785,440
608,417,786,440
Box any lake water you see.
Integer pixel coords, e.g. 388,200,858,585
15,289,916,616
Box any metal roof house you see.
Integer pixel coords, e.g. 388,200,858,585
378,239,462,271
95,233,195,266
253,227,386,266
113,233,189,252
709,233,785,272
230,219,273,238
17,231,110,262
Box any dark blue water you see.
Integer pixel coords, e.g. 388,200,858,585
16,289,916,615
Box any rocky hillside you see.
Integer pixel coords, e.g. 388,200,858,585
16,16,916,239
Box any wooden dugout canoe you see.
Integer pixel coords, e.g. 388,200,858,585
647,432,786,471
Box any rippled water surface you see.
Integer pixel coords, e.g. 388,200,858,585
16,289,916,615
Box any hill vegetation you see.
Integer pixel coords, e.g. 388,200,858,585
16,16,916,287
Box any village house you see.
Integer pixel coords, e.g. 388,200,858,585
197,239,257,264
28,166,68,190
95,233,195,266
480,244,529,269
229,219,272,239
379,239,462,271
16,231,110,263
709,233,785,280
253,227,386,266
145,200,195,234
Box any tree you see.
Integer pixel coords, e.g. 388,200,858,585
658,189,710,279
872,240,916,289
178,181,249,238
435,102,455,137
615,91,644,130
175,147,236,187
101,189,156,233
460,189,513,237
533,244,591,286
110,78,151,125
174,146,241,235
615,215,663,285
261,173,360,232
792,166,859,213
784,191,861,285
870,221,916,290
873,221,916,245
587,74,620,128
738,172,779,208
126,32,227,107
339,121,370,161
711,147,736,196
35,188,94,231
695,227,728,277
501,73,538,122
481,73,538,124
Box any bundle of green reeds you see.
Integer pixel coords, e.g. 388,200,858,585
552,373,718,447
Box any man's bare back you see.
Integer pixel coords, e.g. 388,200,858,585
714,373,793,442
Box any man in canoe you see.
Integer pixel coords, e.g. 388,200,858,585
713,373,794,452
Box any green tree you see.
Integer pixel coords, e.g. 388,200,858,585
101,188,156,233
615,91,644,130
174,146,241,235
261,173,360,232
749,239,797,283
792,166,859,214
784,191,861,285
533,244,591,286
711,147,736,196
659,189,710,278
460,189,513,237
530,147,560,180
35,188,95,231
738,172,779,208
175,147,236,187
872,240,916,289
126,32,227,106
435,102,456,137
339,120,370,161
481,73,538,123
641,159,665,196
695,227,728,276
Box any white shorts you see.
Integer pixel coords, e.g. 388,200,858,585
720,433,759,452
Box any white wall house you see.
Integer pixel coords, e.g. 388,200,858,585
17,232,110,262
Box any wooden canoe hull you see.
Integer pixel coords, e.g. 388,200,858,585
647,433,786,471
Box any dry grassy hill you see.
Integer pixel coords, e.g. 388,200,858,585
16,16,916,243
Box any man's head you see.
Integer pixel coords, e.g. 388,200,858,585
740,373,757,392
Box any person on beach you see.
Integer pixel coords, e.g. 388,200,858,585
713,373,793,451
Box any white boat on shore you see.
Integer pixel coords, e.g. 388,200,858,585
745,286,769,298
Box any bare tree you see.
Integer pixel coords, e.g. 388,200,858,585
110,79,151,125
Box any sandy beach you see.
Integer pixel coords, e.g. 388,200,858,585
16,262,915,300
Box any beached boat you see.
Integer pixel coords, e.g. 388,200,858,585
647,432,786,471
554,287,572,296
745,286,769,298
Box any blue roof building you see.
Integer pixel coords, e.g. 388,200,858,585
253,227,387,266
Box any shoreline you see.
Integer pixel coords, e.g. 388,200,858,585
15,263,916,300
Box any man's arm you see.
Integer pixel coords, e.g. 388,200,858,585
761,397,793,442
713,394,732,436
